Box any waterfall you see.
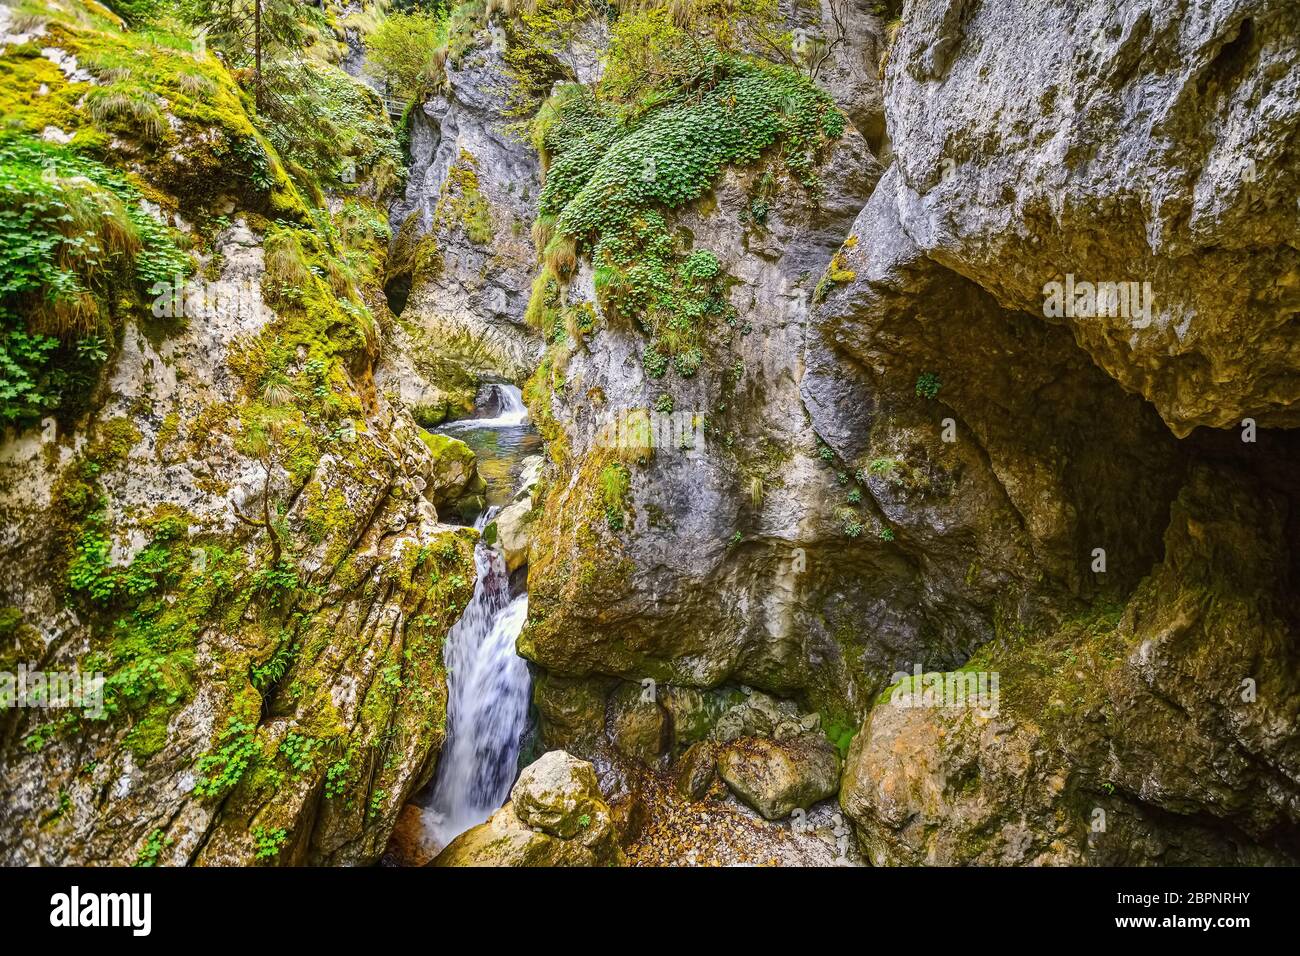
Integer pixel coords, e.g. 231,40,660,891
441,383,528,430
423,398,533,851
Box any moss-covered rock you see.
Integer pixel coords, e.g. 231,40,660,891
432,751,623,867
416,430,479,507
840,464,1300,865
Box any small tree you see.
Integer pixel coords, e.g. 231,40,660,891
367,10,450,96
181,0,324,108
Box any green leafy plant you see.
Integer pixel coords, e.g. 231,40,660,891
133,828,172,867
915,371,942,400
194,719,260,799
531,49,842,379
0,134,189,423
367,10,449,98
325,748,354,799
278,732,318,776
251,825,289,860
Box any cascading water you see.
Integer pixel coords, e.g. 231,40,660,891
423,385,534,851
441,382,529,431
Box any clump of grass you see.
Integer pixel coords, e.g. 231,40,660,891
262,229,312,290
524,267,561,330
84,84,166,142
532,214,557,257
175,70,216,98
543,234,578,279
28,176,139,337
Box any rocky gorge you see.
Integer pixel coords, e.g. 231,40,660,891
0,0,1296,868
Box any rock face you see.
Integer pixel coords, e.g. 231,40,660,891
717,735,841,821
513,0,1299,867
817,0,1300,866
380,33,544,404
0,4,478,866
842,464,1300,865
520,52,888,726
884,0,1300,434
432,751,623,866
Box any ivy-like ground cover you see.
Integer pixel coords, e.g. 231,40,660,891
532,49,844,379
0,135,190,423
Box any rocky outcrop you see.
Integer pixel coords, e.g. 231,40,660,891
0,4,477,866
883,0,1300,434
841,463,1300,865
818,0,1300,866
516,0,1298,867
717,734,841,820
379,31,544,400
492,453,542,573
432,751,623,866
520,59,886,728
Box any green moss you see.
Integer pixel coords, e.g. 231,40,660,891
436,149,494,246
417,430,474,470
0,606,22,640
598,462,632,531
813,235,857,303
530,50,838,380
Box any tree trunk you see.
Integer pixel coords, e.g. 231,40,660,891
254,0,263,111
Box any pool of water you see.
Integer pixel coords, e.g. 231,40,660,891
448,425,544,508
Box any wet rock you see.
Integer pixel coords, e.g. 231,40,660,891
493,457,542,573
417,431,479,506
432,751,623,866
511,750,607,839
841,464,1300,865
674,741,719,801
717,735,841,821
384,805,441,868
533,673,612,757
660,685,737,749
493,497,533,573
608,682,669,767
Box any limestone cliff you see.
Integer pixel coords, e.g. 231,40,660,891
1,0,1296,869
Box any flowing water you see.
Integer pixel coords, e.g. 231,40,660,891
423,384,535,851
443,384,543,507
